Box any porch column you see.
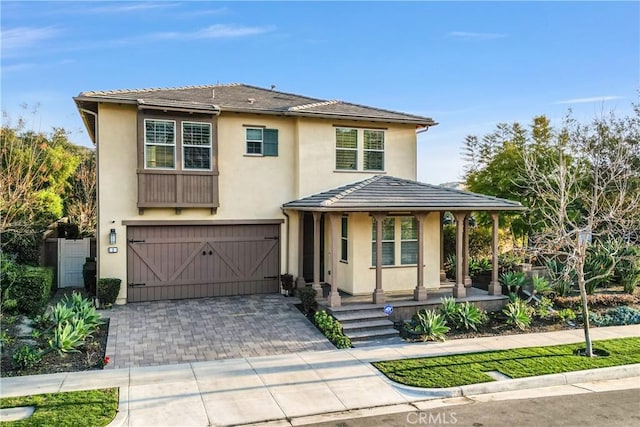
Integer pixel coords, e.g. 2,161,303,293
312,211,323,296
488,212,501,295
414,212,428,301
372,212,387,304
439,212,447,282
296,213,306,289
463,213,472,287
453,212,466,298
327,213,342,307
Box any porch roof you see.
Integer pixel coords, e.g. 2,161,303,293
282,175,526,212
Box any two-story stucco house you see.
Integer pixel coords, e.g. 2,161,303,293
74,83,523,307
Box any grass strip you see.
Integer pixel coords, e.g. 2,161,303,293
373,337,640,388
0,388,118,427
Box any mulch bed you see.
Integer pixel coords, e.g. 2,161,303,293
0,318,109,377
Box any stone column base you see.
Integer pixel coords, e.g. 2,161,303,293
440,270,447,282
453,284,467,298
488,281,502,296
413,287,428,301
327,291,341,307
311,282,323,298
372,289,386,304
464,276,472,288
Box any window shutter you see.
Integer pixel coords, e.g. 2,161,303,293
263,129,278,156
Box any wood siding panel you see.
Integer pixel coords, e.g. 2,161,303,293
127,224,279,302
137,172,219,208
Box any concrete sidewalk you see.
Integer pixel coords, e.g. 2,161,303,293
1,325,639,427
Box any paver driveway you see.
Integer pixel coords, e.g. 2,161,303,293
103,294,334,368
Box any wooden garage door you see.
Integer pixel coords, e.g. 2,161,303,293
127,224,280,302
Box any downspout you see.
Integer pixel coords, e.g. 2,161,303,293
78,108,99,296
281,208,290,273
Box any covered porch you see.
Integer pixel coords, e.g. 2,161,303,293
283,175,525,309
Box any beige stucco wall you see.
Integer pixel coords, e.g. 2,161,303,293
295,118,417,197
339,212,441,295
95,103,427,302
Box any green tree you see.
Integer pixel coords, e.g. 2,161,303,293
1,111,82,262
66,149,96,236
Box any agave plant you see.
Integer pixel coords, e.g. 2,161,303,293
454,302,486,331
412,310,450,342
499,271,526,296
48,321,86,355
526,275,552,302
502,299,532,330
438,296,458,323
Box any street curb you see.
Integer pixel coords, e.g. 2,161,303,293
387,363,640,398
106,386,128,427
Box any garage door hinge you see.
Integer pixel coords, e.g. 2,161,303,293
128,283,146,287
264,236,279,240
128,239,146,243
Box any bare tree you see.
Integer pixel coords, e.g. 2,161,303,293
522,107,640,356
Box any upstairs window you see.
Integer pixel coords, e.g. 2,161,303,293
246,127,279,156
336,128,358,170
182,122,212,170
335,127,385,172
364,130,385,171
144,119,176,169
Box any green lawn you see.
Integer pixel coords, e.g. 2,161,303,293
373,337,640,388
0,388,118,427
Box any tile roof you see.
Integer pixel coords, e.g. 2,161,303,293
75,83,436,126
282,175,526,212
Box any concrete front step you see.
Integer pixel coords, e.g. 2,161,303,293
341,319,395,333
331,310,390,323
346,328,400,342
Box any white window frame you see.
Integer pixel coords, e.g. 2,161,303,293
246,127,264,156
371,216,419,267
181,121,212,171
400,216,418,265
340,215,348,262
335,127,358,170
363,129,385,171
144,118,176,170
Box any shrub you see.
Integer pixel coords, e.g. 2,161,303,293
554,294,640,310
534,296,554,319
314,310,351,349
280,274,295,295
588,306,640,327
12,345,42,370
499,271,526,296
554,308,577,323
454,302,486,331
298,286,317,314
614,243,640,294
406,309,450,342
502,299,532,330
0,226,42,265
97,278,121,307
8,266,54,317
48,321,86,355
584,242,615,294
438,296,458,324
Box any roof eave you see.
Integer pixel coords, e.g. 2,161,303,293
282,205,526,212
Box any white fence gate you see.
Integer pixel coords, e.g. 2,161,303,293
58,238,90,288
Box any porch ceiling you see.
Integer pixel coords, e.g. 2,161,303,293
282,175,526,212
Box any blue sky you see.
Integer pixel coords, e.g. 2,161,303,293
2,1,638,184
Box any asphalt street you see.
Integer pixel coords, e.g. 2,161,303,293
303,389,640,427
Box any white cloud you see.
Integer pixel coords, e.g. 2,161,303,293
555,96,623,104
448,31,507,40
81,2,181,14
149,24,276,41
1,26,60,52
